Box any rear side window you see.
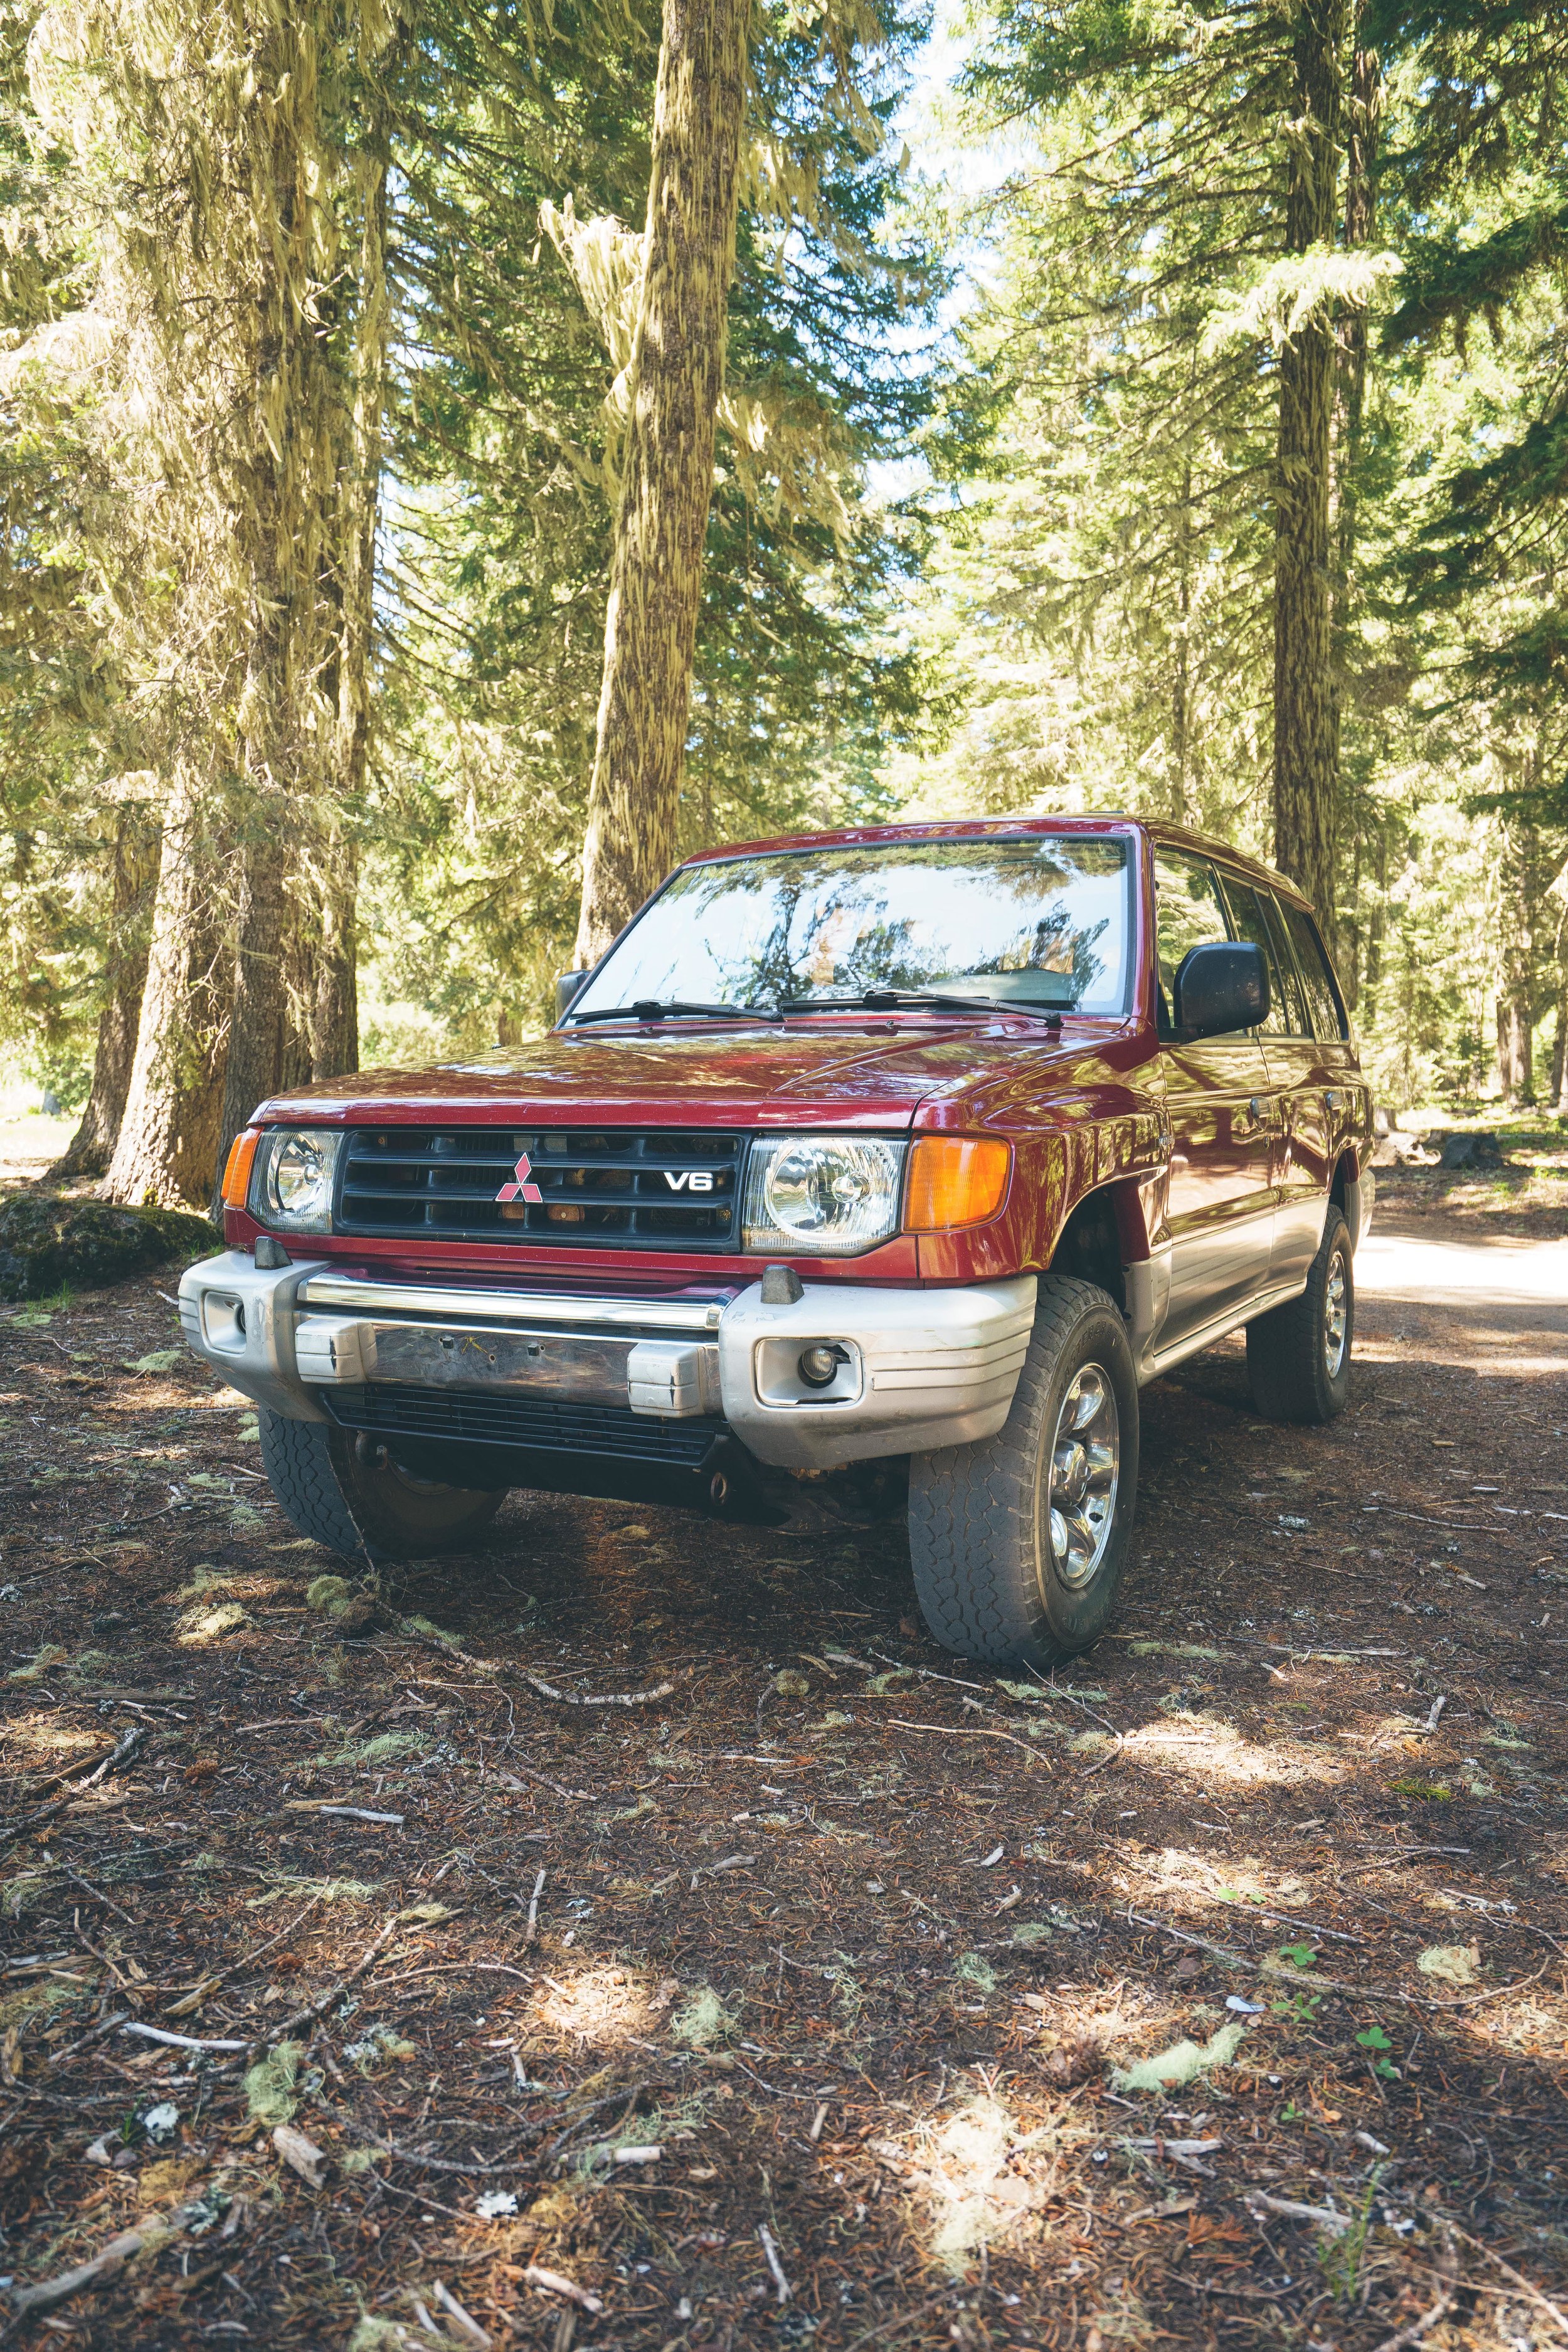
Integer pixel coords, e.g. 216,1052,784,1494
1276,900,1348,1040
1153,852,1229,1027
1217,877,1296,1036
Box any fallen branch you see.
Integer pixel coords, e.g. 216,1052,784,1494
165,1890,327,2019
522,1673,675,1708
1438,2219,1568,2343
261,1911,404,2048
0,1727,146,1851
524,1868,545,1946
6,2194,206,2324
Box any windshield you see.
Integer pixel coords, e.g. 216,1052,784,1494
565,836,1134,1022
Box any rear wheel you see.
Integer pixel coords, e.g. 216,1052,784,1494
258,1412,507,1560
907,1276,1139,1668
1246,1205,1353,1424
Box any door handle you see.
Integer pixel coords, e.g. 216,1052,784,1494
1325,1088,1342,1111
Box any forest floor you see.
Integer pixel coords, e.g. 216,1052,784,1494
0,1184,1565,2352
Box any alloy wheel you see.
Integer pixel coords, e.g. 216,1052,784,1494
1323,1249,1349,1379
1044,1364,1120,1589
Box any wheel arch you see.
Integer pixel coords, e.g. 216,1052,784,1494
1045,1180,1139,1314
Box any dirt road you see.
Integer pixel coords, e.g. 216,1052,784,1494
1,1216,1564,2349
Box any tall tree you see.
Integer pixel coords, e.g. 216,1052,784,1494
1273,0,1345,914
573,0,752,963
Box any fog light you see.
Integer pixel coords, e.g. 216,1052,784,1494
798,1344,844,1389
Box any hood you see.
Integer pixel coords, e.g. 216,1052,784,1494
256,1015,1114,1132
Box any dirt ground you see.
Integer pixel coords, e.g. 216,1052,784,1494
1,1195,1565,2352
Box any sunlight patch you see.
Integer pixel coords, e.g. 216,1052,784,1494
903,2094,1076,2272
534,1964,680,2047
1120,1713,1340,1786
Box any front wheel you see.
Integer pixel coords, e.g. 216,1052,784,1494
907,1276,1140,1668
1246,1205,1353,1424
258,1412,507,1560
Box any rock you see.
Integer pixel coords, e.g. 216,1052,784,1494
1438,1130,1503,1171
0,1193,215,1301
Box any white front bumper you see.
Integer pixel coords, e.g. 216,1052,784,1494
178,1252,1037,1471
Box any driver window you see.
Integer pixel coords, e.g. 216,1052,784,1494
1153,851,1229,1030
1217,876,1293,1035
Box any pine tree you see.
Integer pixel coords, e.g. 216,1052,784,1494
573,0,753,962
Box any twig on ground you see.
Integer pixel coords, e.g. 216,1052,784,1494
524,1868,545,1945
122,2022,248,2053
1438,2219,1568,2341
1367,2294,1455,2352
522,1673,675,1708
886,1719,1048,1764
522,2264,603,2314
758,2220,792,2304
4,2195,209,2327
260,1911,404,2048
494,1759,588,1802
0,1726,146,1851
432,2278,492,2347
166,1889,326,2018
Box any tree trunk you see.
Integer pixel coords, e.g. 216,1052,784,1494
1495,817,1538,1106
48,804,157,1182
1550,964,1568,1111
1273,0,1345,921
104,768,226,1209
313,151,386,1082
1170,455,1193,825
573,0,752,965
214,15,337,1176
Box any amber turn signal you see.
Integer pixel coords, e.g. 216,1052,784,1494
220,1127,263,1210
904,1135,1012,1231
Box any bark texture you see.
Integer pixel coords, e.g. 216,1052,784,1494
48,805,157,1180
573,0,752,966
1495,817,1539,1106
312,152,386,1083
1273,0,1345,921
103,768,226,1207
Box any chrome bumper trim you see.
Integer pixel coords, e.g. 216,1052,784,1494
297,1272,724,1335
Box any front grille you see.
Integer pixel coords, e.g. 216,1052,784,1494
337,1126,743,1250
324,1382,722,1469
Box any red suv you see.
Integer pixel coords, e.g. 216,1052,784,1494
180,817,1374,1666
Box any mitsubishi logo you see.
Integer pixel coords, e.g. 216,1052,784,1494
496,1151,543,1205
664,1170,714,1192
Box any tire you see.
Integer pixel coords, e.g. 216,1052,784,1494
908,1276,1140,1668
1246,1205,1353,1424
258,1411,507,1562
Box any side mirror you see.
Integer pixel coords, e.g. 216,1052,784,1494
555,970,590,1020
1173,941,1268,1039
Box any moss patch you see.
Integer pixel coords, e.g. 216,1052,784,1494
243,2040,304,2125
0,1193,214,1302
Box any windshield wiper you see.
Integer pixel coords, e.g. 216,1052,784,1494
777,989,1070,1019
568,999,783,1025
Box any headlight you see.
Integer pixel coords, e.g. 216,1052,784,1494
252,1128,342,1233
743,1135,905,1255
